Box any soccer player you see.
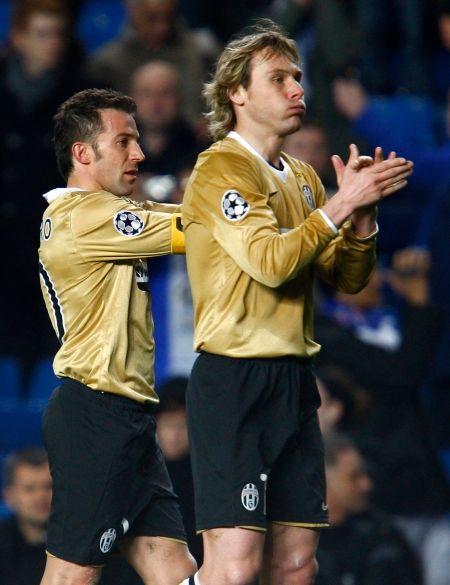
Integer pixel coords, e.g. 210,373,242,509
180,20,413,585
38,88,196,585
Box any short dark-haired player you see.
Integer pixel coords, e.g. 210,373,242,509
39,88,196,585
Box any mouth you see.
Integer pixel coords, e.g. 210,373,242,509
124,169,138,180
289,103,306,115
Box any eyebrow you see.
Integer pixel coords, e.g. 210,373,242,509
115,131,140,140
267,66,302,78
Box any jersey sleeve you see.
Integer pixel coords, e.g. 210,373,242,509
314,220,377,292
185,151,338,288
70,191,184,261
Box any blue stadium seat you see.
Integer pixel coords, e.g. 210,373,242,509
76,0,126,54
25,357,59,412
0,0,12,47
0,356,21,409
0,410,44,451
440,449,450,484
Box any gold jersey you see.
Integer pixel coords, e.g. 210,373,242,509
39,188,184,403
182,132,377,358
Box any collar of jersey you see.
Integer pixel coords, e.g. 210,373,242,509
227,131,290,183
43,187,87,203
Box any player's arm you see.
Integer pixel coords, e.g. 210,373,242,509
141,200,182,214
186,153,338,287
70,191,185,261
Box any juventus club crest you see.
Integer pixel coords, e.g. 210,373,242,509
302,185,315,209
99,527,116,553
241,483,259,511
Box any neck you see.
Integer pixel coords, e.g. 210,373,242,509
233,124,283,167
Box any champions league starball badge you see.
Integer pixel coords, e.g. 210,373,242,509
221,190,250,221
113,210,144,236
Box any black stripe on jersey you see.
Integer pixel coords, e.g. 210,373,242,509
39,260,65,344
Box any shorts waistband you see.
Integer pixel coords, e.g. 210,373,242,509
61,377,156,413
200,352,312,365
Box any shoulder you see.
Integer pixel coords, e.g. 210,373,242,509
196,139,261,175
282,153,320,181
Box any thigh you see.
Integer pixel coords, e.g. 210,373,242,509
187,354,289,531
267,411,328,528
119,536,196,585
187,354,322,532
43,379,181,566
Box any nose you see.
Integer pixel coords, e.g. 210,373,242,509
290,78,304,100
132,143,145,162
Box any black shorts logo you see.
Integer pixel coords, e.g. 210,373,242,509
241,483,259,511
99,528,116,553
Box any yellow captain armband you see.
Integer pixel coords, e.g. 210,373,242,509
171,213,185,254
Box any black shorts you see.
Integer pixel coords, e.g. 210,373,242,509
42,378,186,566
187,353,328,532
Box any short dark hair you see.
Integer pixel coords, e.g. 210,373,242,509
53,88,137,181
11,0,71,32
2,447,48,488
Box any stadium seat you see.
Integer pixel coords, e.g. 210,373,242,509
0,356,21,409
76,0,126,54
25,357,58,412
0,410,44,451
0,0,12,47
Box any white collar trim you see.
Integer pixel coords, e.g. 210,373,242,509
228,131,290,182
43,187,86,203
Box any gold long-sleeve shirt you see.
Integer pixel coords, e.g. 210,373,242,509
182,132,377,359
39,188,184,403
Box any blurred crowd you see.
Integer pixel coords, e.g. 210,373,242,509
0,1,448,584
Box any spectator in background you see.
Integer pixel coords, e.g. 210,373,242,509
316,432,423,585
332,77,450,256
430,0,450,105
131,60,202,203
156,376,203,565
0,447,52,585
355,0,429,95
314,247,450,585
314,364,372,437
282,120,336,192
86,0,209,130
332,77,450,195
415,181,450,462
0,0,91,372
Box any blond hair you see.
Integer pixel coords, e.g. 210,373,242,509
203,19,299,141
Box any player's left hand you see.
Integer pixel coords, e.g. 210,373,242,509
332,146,398,188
